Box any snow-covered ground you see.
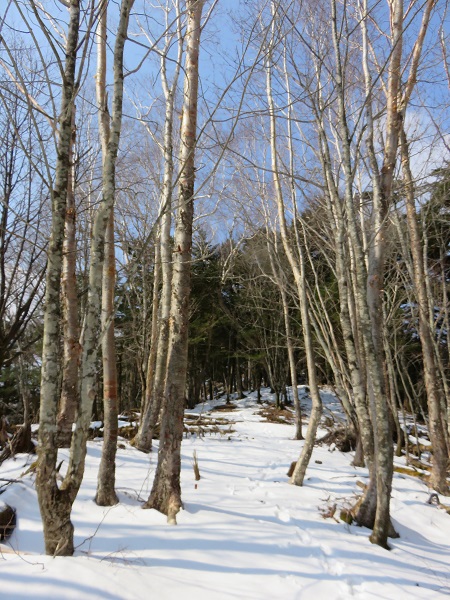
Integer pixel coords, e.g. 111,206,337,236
1,388,449,599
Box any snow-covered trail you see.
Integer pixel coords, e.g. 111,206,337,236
1,390,449,599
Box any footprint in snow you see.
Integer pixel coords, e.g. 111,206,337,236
319,544,347,578
274,505,291,523
295,528,312,545
259,461,279,480
337,579,355,598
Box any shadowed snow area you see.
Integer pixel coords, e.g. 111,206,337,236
1,388,449,599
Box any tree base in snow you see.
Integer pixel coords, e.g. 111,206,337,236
143,491,183,525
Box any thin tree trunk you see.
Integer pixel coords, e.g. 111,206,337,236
143,0,204,524
236,356,245,399
133,240,160,450
57,107,80,448
96,210,119,505
265,236,303,439
330,0,394,547
400,125,449,494
134,3,182,451
290,228,322,485
92,0,134,506
266,2,321,481
145,241,161,412
281,46,302,440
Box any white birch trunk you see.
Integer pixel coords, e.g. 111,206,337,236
63,0,133,510
134,6,182,451
143,0,204,524
400,125,449,494
94,0,120,507
57,106,80,448
266,1,322,485
330,0,395,548
36,0,81,556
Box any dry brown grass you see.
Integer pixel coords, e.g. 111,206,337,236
212,404,238,412
394,465,430,481
257,405,295,424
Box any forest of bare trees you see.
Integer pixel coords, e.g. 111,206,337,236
0,0,449,555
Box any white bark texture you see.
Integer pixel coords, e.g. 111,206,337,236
143,0,204,524
37,0,133,555
95,0,120,507
400,125,449,494
134,8,182,451
57,107,80,448
266,1,322,485
36,0,81,556
330,0,394,548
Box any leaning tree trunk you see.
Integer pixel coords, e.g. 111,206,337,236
265,3,321,481
265,235,303,439
290,229,322,486
143,0,204,524
312,88,374,471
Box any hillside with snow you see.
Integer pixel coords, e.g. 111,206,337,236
1,388,449,599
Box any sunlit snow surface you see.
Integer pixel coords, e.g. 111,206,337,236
1,388,449,599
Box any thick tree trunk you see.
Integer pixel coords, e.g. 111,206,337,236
330,0,395,548
143,0,204,524
356,0,437,543
36,0,80,557
36,0,133,555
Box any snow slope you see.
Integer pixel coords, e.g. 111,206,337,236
1,389,449,599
